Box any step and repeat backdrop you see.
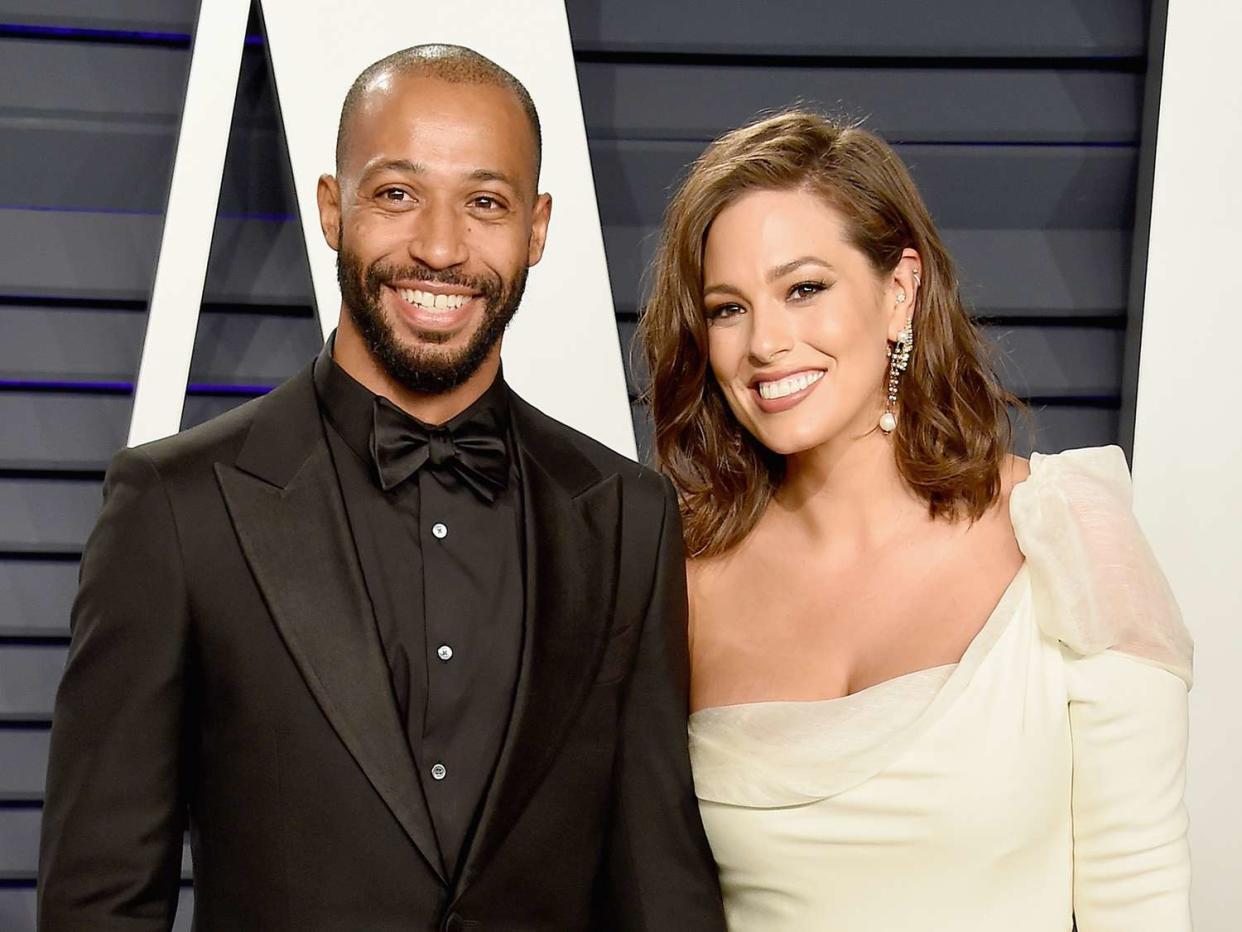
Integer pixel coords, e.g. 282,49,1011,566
4,0,1234,928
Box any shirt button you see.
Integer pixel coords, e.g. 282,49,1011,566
431,762,447,781
431,522,448,540
437,644,454,662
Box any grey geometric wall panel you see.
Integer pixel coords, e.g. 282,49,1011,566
0,394,132,471
604,227,1131,319
565,0,1145,56
0,561,78,637
0,479,101,553
576,64,1143,144
0,730,51,799
0,646,64,719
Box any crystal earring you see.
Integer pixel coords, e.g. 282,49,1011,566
880,319,913,433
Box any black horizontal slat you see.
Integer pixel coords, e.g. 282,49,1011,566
0,393,129,472
0,885,194,932
590,140,1137,230
0,0,197,34
0,305,145,383
0,477,100,553
576,63,1141,144
566,0,1145,59
0,211,312,305
0,727,50,800
603,226,1131,318
0,560,77,638
0,645,65,719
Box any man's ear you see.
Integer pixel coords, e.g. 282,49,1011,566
317,174,342,252
526,193,553,267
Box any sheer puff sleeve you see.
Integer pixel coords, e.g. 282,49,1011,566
1012,445,1192,931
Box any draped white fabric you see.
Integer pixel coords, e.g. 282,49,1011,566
689,446,1192,931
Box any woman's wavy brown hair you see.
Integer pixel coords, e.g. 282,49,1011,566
641,109,1017,558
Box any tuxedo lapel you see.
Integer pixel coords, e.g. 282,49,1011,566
214,367,446,883
456,395,622,890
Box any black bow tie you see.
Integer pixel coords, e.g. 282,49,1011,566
370,396,510,502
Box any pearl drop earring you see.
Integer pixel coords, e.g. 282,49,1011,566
880,318,913,433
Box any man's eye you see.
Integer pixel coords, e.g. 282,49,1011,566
380,188,410,202
471,196,502,210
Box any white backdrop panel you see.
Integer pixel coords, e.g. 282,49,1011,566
1133,4,1242,927
259,0,635,458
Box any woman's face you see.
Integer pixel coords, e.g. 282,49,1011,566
702,187,913,456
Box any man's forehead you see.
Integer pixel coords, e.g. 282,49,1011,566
344,75,535,174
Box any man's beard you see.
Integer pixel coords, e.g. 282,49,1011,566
337,244,527,395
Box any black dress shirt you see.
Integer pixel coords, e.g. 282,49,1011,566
312,341,524,879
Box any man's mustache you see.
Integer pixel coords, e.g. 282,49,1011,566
364,261,501,299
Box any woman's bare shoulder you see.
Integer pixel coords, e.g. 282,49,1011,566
1002,452,1031,494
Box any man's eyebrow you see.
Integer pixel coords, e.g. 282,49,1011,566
358,158,423,181
468,168,519,189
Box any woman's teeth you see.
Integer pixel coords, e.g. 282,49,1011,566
397,288,469,311
758,370,825,400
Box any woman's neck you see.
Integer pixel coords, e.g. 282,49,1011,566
774,429,926,553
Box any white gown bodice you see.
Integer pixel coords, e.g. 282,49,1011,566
689,447,1193,932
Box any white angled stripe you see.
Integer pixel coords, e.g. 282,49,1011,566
127,0,251,446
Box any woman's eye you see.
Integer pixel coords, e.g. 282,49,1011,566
790,280,827,300
706,303,744,323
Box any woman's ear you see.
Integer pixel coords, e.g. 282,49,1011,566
885,247,923,341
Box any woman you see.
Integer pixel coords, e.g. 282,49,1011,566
641,110,1193,930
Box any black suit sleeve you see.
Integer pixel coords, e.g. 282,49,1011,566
598,477,726,930
38,448,190,931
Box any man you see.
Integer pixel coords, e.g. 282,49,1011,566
38,45,725,931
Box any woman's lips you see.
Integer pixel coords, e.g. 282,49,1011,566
751,369,826,414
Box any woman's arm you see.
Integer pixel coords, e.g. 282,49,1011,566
1066,648,1191,931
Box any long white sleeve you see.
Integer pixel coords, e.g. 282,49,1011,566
1065,648,1191,931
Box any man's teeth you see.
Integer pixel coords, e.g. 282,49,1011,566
758,371,825,400
397,288,469,311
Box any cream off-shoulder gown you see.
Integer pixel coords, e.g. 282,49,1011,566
689,447,1194,932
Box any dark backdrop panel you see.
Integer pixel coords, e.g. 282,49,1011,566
0,0,1151,926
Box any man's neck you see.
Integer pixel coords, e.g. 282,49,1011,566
332,318,501,426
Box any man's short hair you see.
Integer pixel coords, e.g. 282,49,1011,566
335,44,542,183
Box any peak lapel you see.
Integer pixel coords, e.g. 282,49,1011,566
456,398,622,891
214,372,445,883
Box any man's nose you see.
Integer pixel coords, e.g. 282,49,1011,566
407,202,469,270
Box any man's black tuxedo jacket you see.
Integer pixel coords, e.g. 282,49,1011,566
37,364,725,931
